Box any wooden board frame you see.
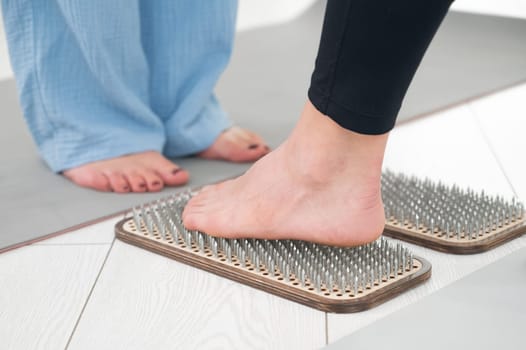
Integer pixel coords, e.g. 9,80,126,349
383,219,526,254
115,218,431,313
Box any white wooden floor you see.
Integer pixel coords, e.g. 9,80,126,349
2,2,526,348
1,82,525,349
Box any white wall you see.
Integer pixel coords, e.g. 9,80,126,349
451,0,526,18
1,0,526,81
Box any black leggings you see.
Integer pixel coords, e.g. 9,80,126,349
308,0,453,135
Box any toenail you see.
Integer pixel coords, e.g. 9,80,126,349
123,186,130,191
172,168,182,175
248,144,259,150
264,145,270,151
139,183,146,188
152,181,161,186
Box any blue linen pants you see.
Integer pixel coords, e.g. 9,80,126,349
2,0,236,172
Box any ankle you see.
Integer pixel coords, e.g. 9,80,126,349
283,101,388,186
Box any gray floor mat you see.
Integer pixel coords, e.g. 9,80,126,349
1,4,526,252
0,79,252,251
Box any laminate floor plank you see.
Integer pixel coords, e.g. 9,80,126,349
328,101,524,343
384,105,514,197
0,244,112,350
470,83,526,200
327,235,526,343
68,240,326,350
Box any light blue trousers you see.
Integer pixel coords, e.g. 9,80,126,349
2,0,236,172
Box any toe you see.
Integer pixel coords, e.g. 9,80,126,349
182,184,229,232
125,172,147,192
182,189,212,223
182,207,201,230
198,127,269,162
236,144,269,162
157,166,189,187
139,154,189,187
63,168,111,192
244,129,269,149
142,170,164,192
232,127,270,151
105,172,131,193
226,129,269,161
183,200,215,232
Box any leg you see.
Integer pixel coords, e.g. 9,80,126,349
140,0,269,162
183,0,452,245
2,0,188,192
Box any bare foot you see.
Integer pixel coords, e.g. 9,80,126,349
63,151,189,193
183,101,387,246
198,126,270,162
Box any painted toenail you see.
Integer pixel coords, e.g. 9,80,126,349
248,144,259,149
152,181,161,186
172,168,182,175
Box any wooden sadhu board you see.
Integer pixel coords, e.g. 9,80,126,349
381,170,526,254
115,192,431,313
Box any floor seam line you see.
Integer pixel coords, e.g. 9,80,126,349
64,237,116,350
467,104,519,197
325,312,329,345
